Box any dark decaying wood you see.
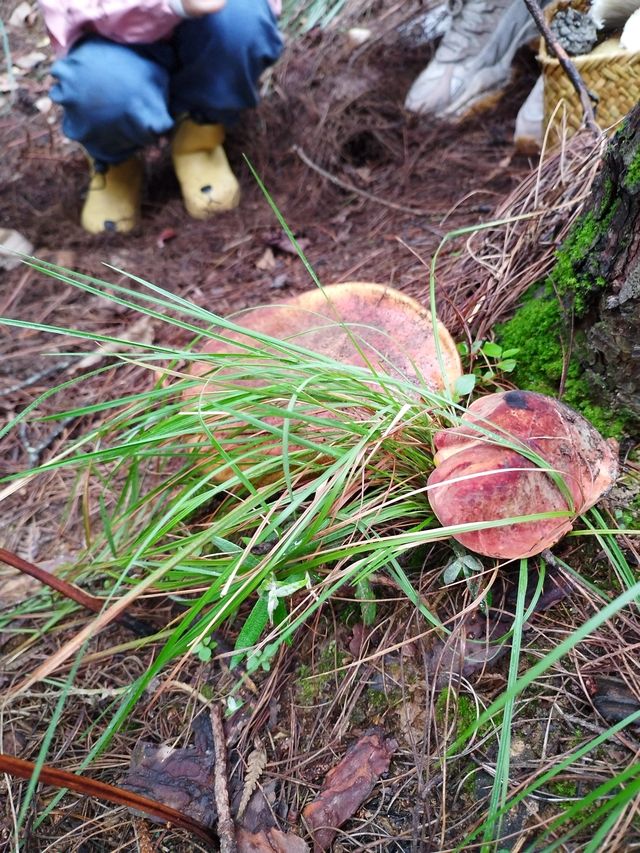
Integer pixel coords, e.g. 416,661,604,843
567,103,640,422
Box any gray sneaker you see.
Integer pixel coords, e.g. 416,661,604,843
405,0,541,119
514,74,544,153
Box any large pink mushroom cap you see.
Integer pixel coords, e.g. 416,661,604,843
427,390,619,559
184,282,461,482
187,282,461,392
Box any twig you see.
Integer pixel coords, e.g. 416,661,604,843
292,144,443,229
19,416,77,467
0,546,155,637
0,754,219,847
522,0,600,135
0,359,73,397
210,705,237,853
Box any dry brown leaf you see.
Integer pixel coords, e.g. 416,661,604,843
8,2,33,27
426,570,572,685
125,740,215,827
302,728,397,852
236,827,309,853
0,572,43,607
13,50,47,71
0,754,217,845
0,229,33,270
255,248,277,271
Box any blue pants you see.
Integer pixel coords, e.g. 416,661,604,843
50,0,283,167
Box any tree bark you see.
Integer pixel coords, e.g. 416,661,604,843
569,104,640,423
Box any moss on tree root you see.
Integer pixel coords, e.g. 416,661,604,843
496,113,640,439
496,281,633,438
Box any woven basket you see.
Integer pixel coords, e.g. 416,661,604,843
539,0,640,135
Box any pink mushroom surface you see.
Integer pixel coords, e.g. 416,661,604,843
427,390,619,559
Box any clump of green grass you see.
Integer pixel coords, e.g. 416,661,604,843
1,216,638,850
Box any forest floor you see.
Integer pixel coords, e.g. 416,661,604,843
1,3,638,852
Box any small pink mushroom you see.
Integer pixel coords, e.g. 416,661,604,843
427,390,619,559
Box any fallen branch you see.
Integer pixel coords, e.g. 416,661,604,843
0,753,219,847
211,704,237,853
0,546,154,637
522,0,600,135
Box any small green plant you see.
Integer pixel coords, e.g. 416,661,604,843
454,339,519,399
442,541,490,613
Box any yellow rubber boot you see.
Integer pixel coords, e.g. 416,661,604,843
81,157,143,234
171,120,240,219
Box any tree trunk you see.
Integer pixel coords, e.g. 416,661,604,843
567,104,640,423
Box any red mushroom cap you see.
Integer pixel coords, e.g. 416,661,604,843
427,390,618,559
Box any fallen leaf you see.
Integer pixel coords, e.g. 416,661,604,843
426,568,572,685
0,228,33,270
9,2,33,27
347,27,372,48
238,738,267,819
0,572,45,607
7,0,33,27
353,166,372,184
0,754,217,844
0,729,27,755
256,247,277,272
347,623,368,657
302,728,396,852
270,273,289,290
0,74,18,93
13,51,47,71
589,677,640,725
235,780,277,833
237,827,310,853
34,95,52,113
36,249,77,268
396,698,425,740
264,231,310,256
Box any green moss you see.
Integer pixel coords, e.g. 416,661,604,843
624,148,640,190
550,212,600,314
366,686,402,712
295,642,346,704
549,779,578,798
435,687,479,740
496,286,632,439
296,662,317,703
318,640,345,674
562,363,632,438
549,197,619,315
614,491,640,528
496,290,564,394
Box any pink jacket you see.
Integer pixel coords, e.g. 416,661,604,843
38,0,282,56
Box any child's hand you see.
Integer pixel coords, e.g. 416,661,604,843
183,0,227,14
